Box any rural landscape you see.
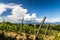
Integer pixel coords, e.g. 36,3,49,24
0,17,60,40
0,0,60,40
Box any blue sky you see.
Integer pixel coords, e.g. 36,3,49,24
0,0,60,23
0,0,60,18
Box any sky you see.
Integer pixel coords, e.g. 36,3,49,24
0,0,60,23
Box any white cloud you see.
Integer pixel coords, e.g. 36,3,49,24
0,3,37,23
24,13,36,21
0,3,60,23
31,13,36,19
0,3,7,15
7,4,28,21
46,18,60,23
35,18,43,22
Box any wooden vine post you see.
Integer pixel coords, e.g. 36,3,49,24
34,24,36,28
36,17,46,40
45,23,50,37
33,18,36,29
22,17,24,27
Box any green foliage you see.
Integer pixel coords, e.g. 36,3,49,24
1,22,60,40
39,28,45,34
54,33,60,40
21,24,37,34
0,22,47,34
0,22,37,34
52,25,60,31
0,22,21,32
38,37,44,40
21,24,30,33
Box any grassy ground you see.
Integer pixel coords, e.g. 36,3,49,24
0,30,60,40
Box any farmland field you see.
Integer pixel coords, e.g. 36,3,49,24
0,22,60,40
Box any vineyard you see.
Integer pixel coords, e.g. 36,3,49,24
0,18,60,40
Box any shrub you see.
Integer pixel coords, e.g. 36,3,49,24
52,25,60,31
39,28,45,34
